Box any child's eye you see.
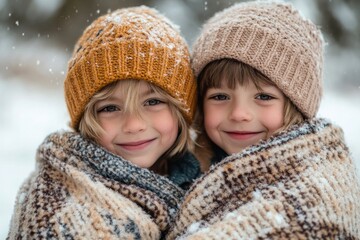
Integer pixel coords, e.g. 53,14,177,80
98,105,120,113
144,98,164,106
210,94,229,101
255,93,274,101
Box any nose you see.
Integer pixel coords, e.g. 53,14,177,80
228,100,253,122
122,114,147,134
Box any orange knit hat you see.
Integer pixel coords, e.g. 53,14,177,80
64,6,196,130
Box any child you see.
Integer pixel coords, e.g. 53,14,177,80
8,6,200,239
167,1,360,239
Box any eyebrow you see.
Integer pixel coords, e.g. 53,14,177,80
143,88,155,96
105,87,156,102
258,84,278,90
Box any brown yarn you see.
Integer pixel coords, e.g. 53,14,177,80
192,1,324,118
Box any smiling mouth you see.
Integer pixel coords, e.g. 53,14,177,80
225,131,262,140
118,139,156,150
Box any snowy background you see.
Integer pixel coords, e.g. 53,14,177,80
1,0,359,238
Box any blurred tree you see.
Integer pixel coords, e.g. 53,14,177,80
1,0,359,89
316,0,360,48
1,0,152,48
1,0,359,49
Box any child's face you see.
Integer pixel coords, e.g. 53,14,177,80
203,79,285,155
95,81,178,168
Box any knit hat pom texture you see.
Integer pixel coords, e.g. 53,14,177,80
192,1,324,118
65,6,196,129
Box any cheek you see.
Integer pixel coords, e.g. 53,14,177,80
98,120,111,132
97,119,117,144
262,107,284,132
98,119,117,137
153,111,178,138
97,130,114,153
203,105,223,135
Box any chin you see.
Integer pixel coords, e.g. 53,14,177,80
135,162,155,169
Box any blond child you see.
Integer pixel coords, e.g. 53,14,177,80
167,1,360,239
8,6,200,239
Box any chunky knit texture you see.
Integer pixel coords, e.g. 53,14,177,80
192,1,324,118
65,6,196,129
167,119,360,239
7,131,200,239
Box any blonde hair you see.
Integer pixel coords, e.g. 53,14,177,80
194,59,304,170
78,80,192,175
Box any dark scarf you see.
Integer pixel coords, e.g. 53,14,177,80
168,151,201,190
210,144,228,165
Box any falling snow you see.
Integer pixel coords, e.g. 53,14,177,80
1,1,360,239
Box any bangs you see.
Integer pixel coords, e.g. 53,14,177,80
104,80,169,117
198,58,274,95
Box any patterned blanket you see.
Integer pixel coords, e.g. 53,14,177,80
167,118,360,239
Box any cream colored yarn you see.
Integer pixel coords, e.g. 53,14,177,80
192,1,324,118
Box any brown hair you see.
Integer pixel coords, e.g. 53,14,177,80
79,80,192,175
191,1,324,118
194,59,304,171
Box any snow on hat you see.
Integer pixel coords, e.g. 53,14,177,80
192,1,324,118
64,6,196,130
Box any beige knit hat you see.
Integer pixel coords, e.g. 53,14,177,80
192,1,324,118
64,6,196,130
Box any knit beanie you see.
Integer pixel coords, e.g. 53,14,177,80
192,1,324,118
64,6,196,130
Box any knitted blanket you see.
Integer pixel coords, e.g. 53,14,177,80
8,131,185,239
167,118,360,239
